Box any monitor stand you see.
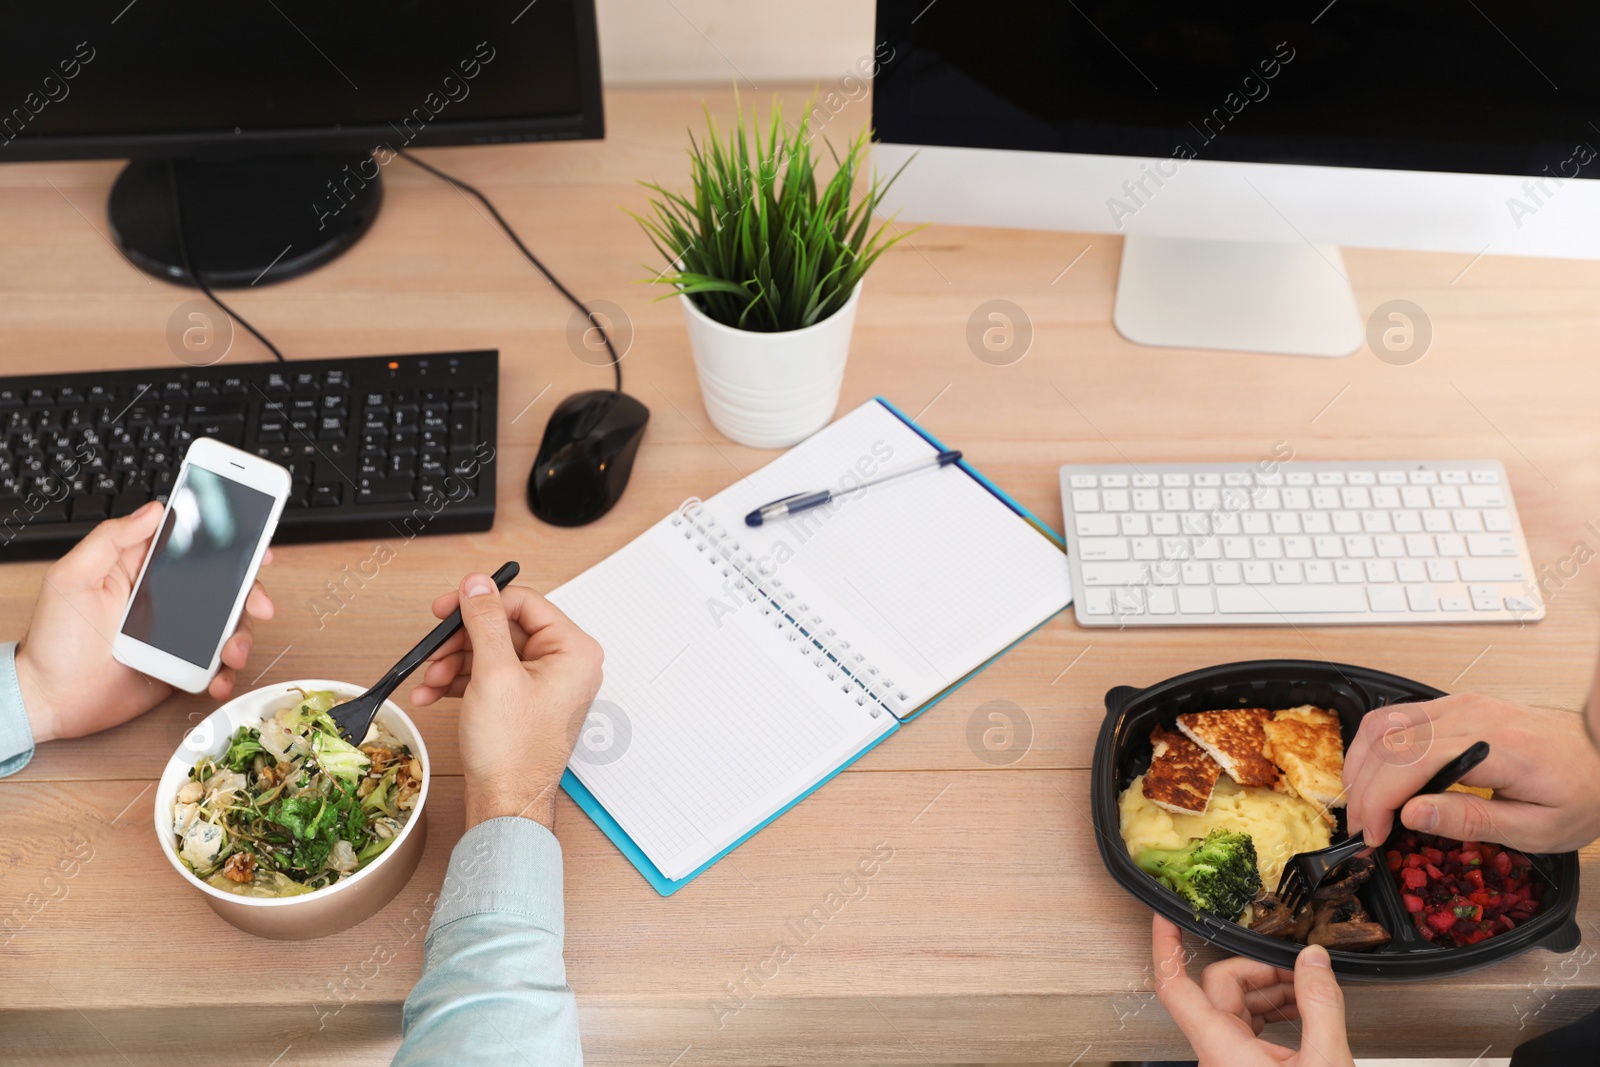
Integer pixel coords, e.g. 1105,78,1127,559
1112,236,1363,358
108,153,383,289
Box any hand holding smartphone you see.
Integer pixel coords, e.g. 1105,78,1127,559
113,439,290,693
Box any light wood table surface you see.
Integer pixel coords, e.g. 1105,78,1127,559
2,85,1599,1066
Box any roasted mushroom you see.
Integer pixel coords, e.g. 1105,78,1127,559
1247,856,1389,951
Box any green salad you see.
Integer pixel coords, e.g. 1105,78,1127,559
171,690,421,898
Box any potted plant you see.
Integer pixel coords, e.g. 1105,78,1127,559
636,95,911,448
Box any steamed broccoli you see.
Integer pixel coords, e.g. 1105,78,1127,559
1136,828,1262,921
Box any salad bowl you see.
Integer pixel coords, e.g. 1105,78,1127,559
154,678,431,940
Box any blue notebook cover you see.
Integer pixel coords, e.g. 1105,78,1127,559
561,397,1069,895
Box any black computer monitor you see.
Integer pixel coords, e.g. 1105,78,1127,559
0,1,604,286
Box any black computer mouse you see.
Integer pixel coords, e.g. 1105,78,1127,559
527,390,650,526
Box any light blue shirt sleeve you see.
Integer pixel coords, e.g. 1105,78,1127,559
393,816,582,1066
0,642,36,778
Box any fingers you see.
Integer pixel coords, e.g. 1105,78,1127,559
54,500,163,584
1291,945,1353,1065
1400,791,1552,851
245,580,274,622
411,676,469,706
1150,914,1214,1031
455,573,518,678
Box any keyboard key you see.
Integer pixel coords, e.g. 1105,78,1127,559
1504,595,1538,614
1440,469,1469,484
1243,561,1273,584
1071,489,1099,512
1409,470,1438,484
1370,486,1400,508
1457,559,1527,582
1427,559,1457,582
1222,537,1250,560
1194,472,1222,487
1344,535,1374,558
1367,585,1406,612
1467,533,1517,557
1331,510,1361,533
1162,488,1190,510
1147,587,1176,614
1101,489,1130,511
1436,535,1467,557
1396,560,1427,583
1100,473,1128,488
1461,485,1505,508
1406,585,1436,611
1177,587,1214,614
1360,510,1392,533
1113,588,1144,616
111,492,148,517
1132,474,1159,488
357,476,417,504
1378,470,1407,484
1079,538,1130,561
1132,489,1160,511
1082,588,1113,615
1151,514,1178,535
1273,561,1304,583
1283,536,1312,559
1316,471,1346,486
1470,469,1500,484
1431,485,1463,508
1335,560,1364,583
1068,474,1097,488
1161,473,1191,487
1217,584,1368,613
1341,486,1371,509
1280,487,1310,509
1132,538,1159,560
1483,509,1512,532
1079,562,1151,586
1469,585,1501,611
1440,596,1471,611
1374,535,1405,557
1312,487,1340,509
1118,513,1148,536
1452,510,1483,532
1076,514,1117,536
1182,513,1211,536
1392,510,1422,532
1285,472,1314,486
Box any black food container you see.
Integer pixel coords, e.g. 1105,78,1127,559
1091,659,1582,980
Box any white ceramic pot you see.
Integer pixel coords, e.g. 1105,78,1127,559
680,282,861,448
154,679,430,940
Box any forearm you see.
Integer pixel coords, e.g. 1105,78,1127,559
0,642,36,777
394,817,582,1066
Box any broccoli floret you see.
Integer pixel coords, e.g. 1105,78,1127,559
1136,828,1262,921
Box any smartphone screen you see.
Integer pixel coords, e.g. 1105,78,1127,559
120,465,277,667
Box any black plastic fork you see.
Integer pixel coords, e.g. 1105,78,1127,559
1275,739,1490,914
329,561,519,744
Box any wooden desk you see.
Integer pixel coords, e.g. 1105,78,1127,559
2,85,1599,1066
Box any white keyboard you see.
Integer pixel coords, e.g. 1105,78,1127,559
1059,460,1543,627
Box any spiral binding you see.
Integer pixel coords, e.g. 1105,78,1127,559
671,499,909,720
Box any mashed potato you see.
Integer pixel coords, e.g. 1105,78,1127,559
1119,774,1331,890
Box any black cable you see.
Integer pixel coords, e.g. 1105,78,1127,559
396,147,622,393
165,159,287,363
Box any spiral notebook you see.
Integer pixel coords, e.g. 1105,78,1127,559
550,398,1073,894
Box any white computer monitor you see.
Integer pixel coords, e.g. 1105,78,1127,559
870,1,1600,357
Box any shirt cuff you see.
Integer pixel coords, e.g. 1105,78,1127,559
0,642,36,777
427,816,565,939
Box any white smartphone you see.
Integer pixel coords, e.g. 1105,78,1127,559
113,438,291,693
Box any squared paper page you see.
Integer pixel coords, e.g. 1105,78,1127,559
700,401,1073,712
549,518,895,881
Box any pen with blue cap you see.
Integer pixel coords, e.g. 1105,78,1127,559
744,450,963,527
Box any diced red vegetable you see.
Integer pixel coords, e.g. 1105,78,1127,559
1385,829,1544,949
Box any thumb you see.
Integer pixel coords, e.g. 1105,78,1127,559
457,573,517,676
54,501,163,582
1402,791,1544,850
1292,945,1352,1065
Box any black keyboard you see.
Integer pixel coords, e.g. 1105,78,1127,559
0,351,498,561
